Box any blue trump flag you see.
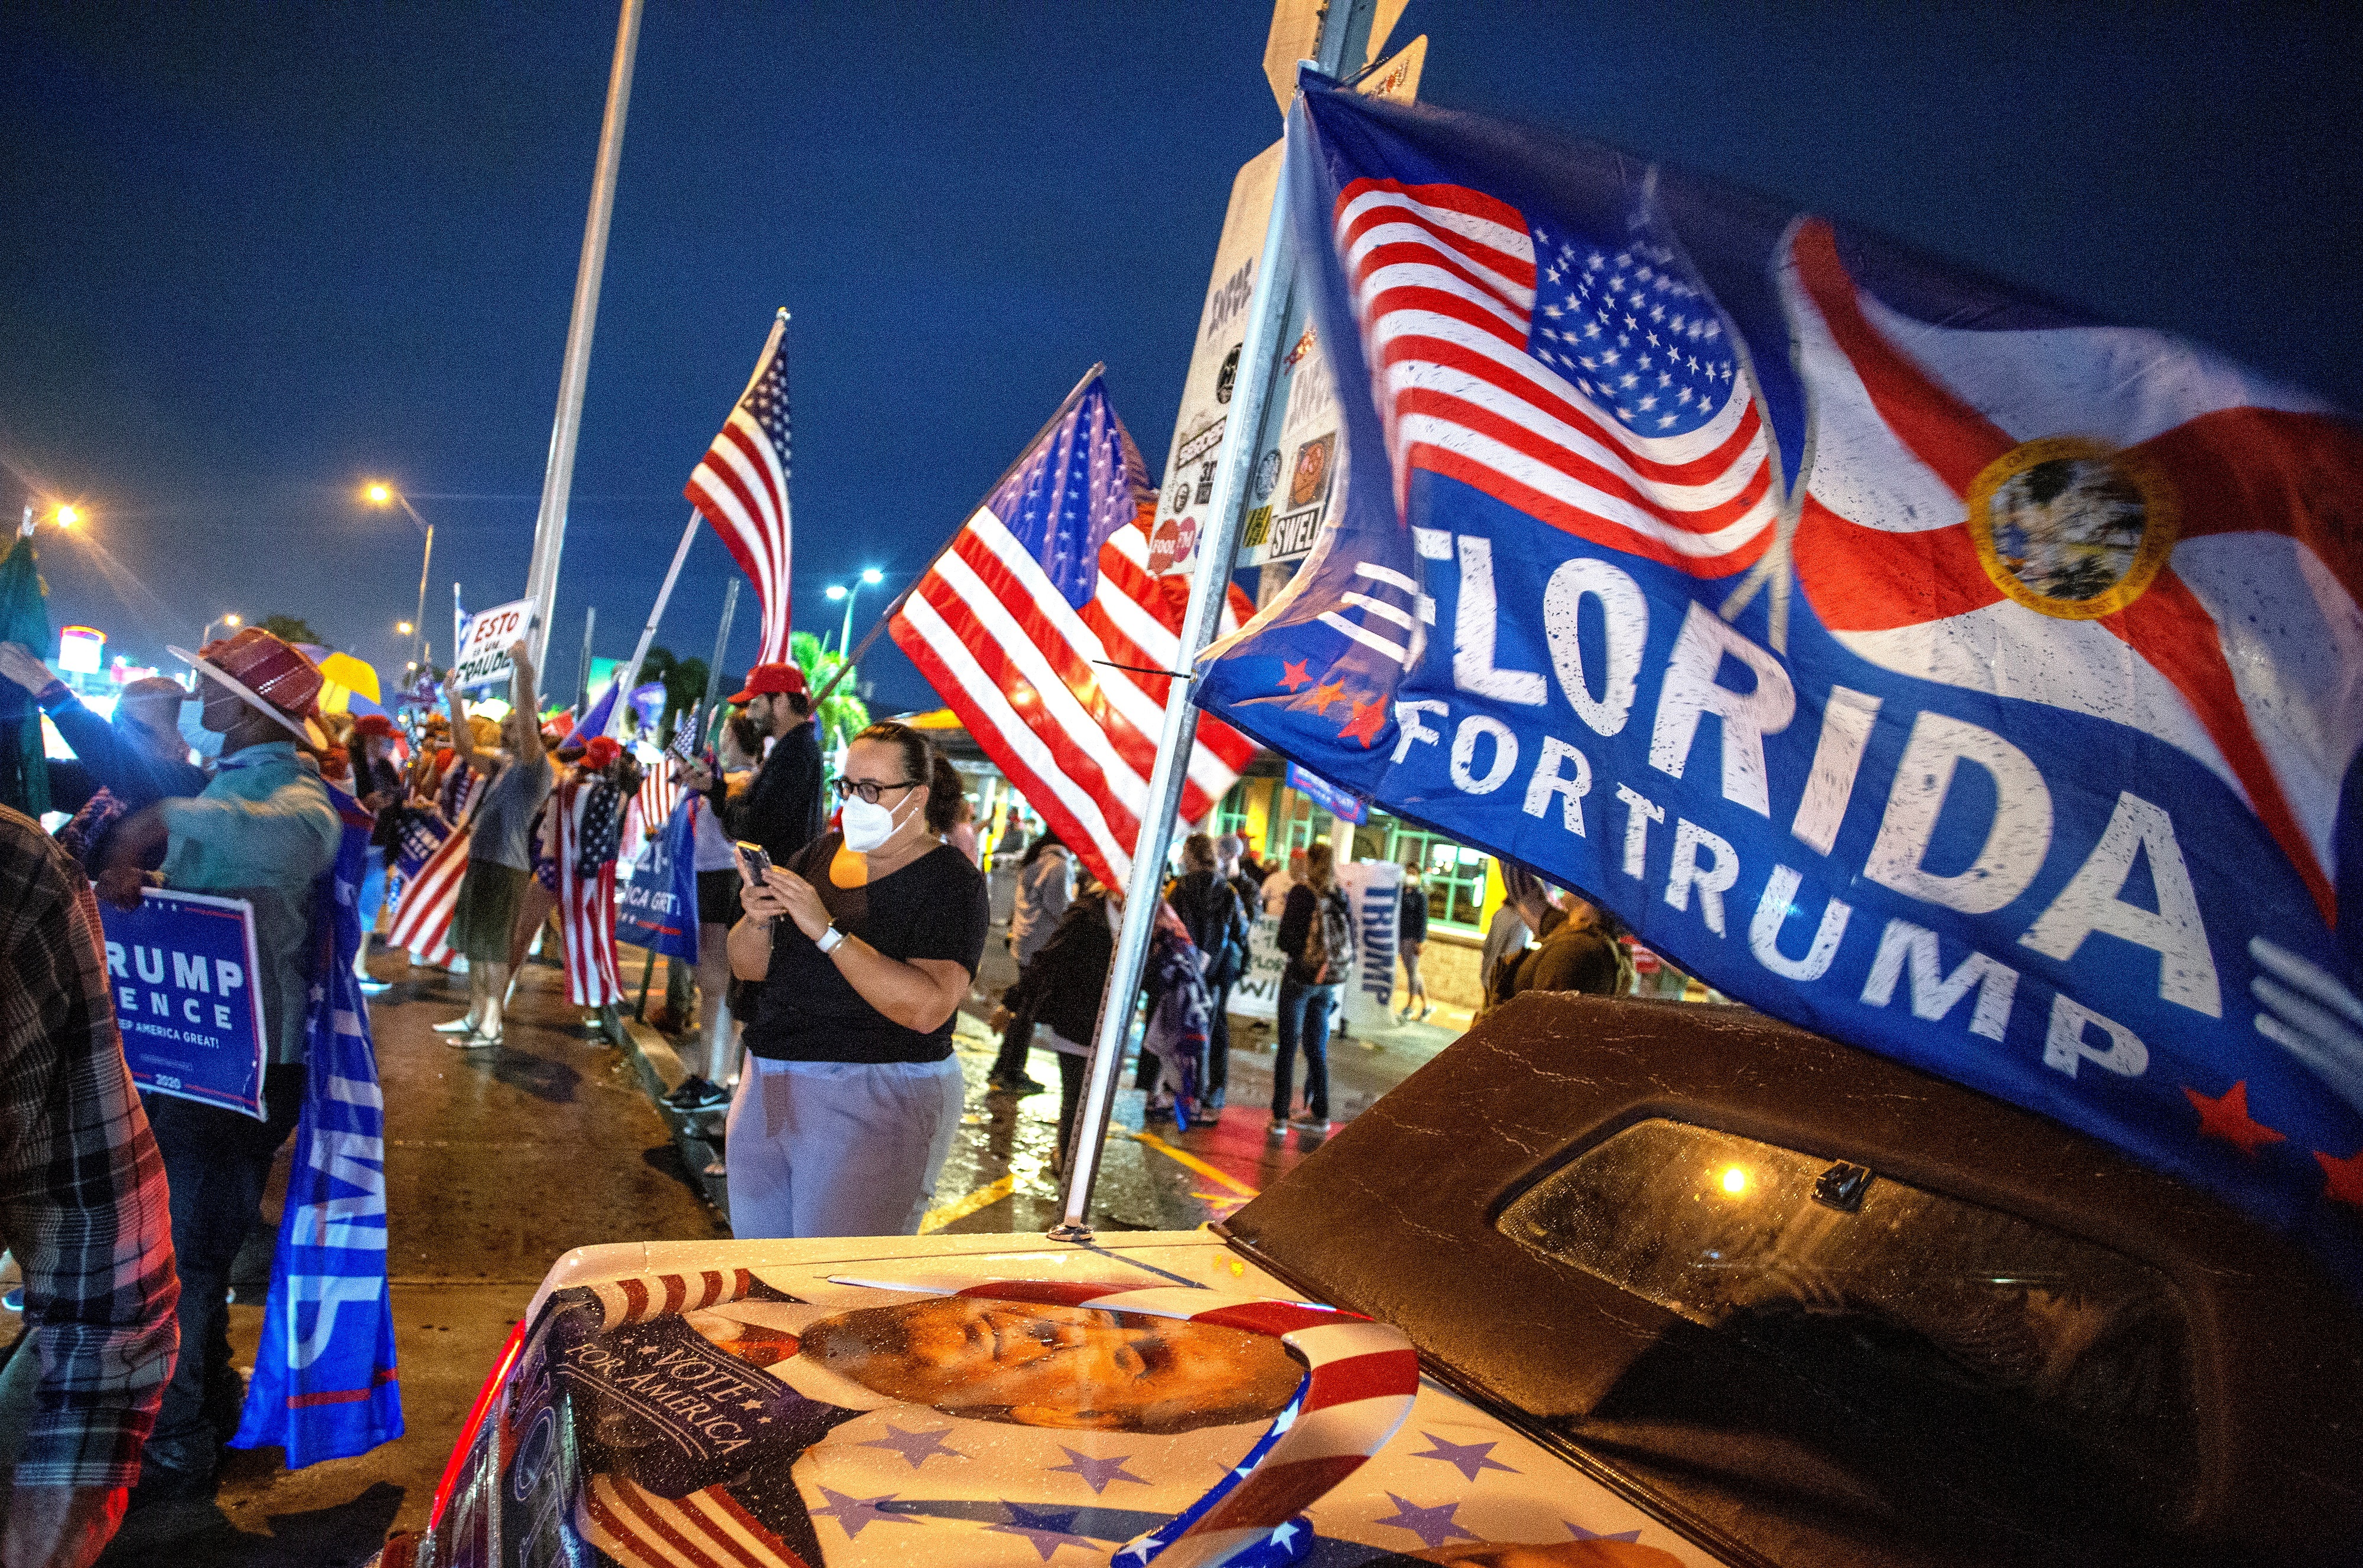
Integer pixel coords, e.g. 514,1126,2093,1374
1199,78,2363,1285
233,783,402,1465
617,793,701,961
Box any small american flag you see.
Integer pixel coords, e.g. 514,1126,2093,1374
686,311,795,665
1339,180,1774,583
387,769,484,967
887,374,1255,892
555,775,624,1007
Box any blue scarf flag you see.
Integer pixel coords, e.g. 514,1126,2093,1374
1198,77,2363,1287
232,782,404,1465
616,791,701,962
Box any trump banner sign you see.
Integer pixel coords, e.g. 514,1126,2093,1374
1199,79,2363,1287
102,887,268,1120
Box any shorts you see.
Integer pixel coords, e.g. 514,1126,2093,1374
451,860,530,962
696,868,741,928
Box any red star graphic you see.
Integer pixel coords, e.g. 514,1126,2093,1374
1306,679,1346,713
2183,1080,2286,1158
1278,660,1311,692
1339,698,1387,748
2316,1148,2363,1209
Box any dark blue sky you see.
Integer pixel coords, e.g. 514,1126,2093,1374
4,2,2356,709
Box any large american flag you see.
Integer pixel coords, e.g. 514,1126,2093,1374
685,311,795,665
888,374,1257,892
1338,178,1775,580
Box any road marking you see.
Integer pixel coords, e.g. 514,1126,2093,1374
1130,1130,1259,1198
919,1172,1017,1233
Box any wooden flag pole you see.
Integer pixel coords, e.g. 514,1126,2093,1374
805,361,1107,710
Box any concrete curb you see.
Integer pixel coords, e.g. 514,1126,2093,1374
613,1012,731,1220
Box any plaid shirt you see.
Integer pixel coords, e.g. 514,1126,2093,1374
0,805,178,1488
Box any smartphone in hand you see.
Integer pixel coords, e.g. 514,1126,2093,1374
735,840,773,886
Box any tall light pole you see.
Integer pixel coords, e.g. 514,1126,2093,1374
520,0,645,673
824,567,884,655
364,483,435,670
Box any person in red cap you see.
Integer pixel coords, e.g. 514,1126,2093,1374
90,627,344,1502
729,662,825,871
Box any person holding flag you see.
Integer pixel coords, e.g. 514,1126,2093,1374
553,734,632,1033
730,661,825,871
89,627,343,1502
660,716,757,1116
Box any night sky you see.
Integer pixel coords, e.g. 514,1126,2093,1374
3,2,2357,710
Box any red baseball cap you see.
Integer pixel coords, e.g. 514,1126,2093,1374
728,662,808,704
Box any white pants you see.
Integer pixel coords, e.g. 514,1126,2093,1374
724,1056,966,1239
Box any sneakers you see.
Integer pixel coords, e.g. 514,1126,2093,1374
664,1076,730,1111
358,976,393,995
988,1073,1047,1096
1289,1110,1333,1135
1266,1119,1288,1141
432,1015,480,1034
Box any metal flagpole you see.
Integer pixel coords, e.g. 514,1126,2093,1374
805,361,1106,711
520,0,644,673
1053,6,1379,1241
699,577,740,745
604,510,703,738
575,605,597,710
452,583,464,676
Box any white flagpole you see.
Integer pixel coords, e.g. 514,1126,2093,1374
603,509,703,739
520,0,644,673
1053,2,1382,1240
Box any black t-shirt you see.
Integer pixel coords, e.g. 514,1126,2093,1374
743,833,990,1064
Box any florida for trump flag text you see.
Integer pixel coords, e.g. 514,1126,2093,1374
1199,79,2363,1286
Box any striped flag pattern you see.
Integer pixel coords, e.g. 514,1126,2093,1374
555,776,624,1007
828,1275,1418,1568
887,374,1258,893
578,1473,813,1568
386,769,484,968
1337,178,1775,582
686,313,796,666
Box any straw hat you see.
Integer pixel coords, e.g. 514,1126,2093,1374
169,628,329,749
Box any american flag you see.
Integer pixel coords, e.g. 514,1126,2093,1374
576,1474,809,1568
686,311,795,666
386,768,484,968
1337,178,1775,582
555,775,624,1007
887,375,1257,891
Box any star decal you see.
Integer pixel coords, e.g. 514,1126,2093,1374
1567,1520,1645,1543
861,1423,962,1468
2316,1147,2363,1208
1372,1494,1474,1550
1306,679,1346,713
2184,1080,2286,1157
988,1501,1099,1560
811,1488,911,1540
1339,698,1387,748
1047,1446,1150,1494
1409,1432,1518,1482
1278,659,1311,692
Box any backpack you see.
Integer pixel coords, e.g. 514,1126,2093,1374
1303,888,1356,986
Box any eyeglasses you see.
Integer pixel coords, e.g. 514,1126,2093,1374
832,775,924,805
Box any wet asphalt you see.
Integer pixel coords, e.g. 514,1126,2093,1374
87,921,1453,1564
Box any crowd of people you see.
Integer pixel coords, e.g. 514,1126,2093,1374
0,616,1638,1564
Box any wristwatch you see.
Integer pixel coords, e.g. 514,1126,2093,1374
815,922,848,956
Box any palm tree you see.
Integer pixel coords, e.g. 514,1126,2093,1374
789,630,870,751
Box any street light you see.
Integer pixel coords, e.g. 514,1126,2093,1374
200,611,242,646
363,481,435,670
396,621,414,637
825,568,886,654
53,505,79,528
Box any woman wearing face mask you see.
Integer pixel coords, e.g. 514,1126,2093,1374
728,721,990,1238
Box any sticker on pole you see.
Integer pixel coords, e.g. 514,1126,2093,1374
100,888,269,1120
450,597,534,689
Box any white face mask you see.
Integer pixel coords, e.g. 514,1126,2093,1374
841,788,920,853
